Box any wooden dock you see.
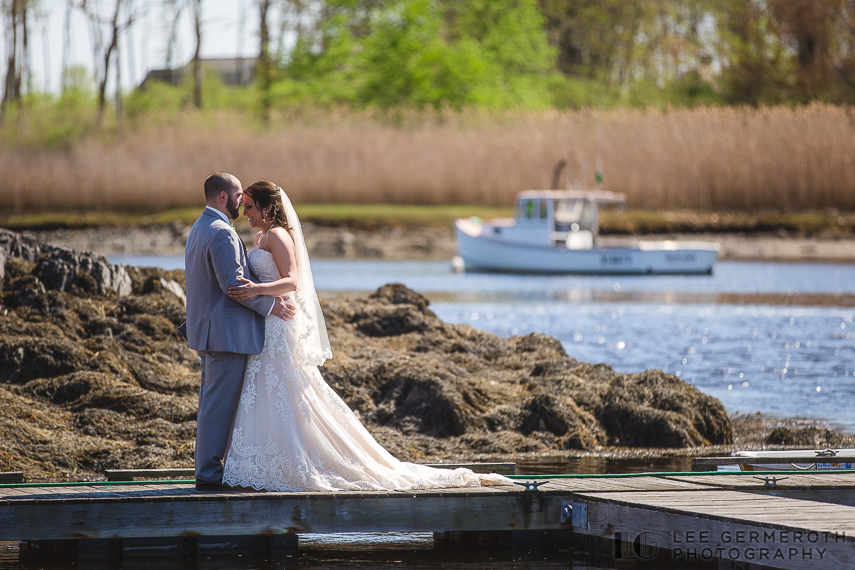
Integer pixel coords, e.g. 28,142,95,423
4,470,855,568
102,463,517,481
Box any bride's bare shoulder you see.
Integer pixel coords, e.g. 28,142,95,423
269,227,295,247
266,228,296,270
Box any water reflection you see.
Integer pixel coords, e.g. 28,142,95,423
2,539,584,570
108,256,855,299
307,259,855,298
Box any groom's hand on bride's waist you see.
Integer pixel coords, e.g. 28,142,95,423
272,296,296,321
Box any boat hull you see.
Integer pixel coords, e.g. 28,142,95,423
454,220,718,275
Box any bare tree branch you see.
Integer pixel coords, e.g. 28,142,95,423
1,0,21,122
163,0,185,79
258,0,272,122
79,0,139,126
191,0,201,108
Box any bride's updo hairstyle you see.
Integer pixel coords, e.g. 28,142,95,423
245,180,292,235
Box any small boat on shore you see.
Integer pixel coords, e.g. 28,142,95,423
454,190,719,274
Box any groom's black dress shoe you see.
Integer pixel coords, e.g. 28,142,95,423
194,480,233,492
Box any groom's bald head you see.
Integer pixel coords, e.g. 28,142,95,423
204,172,241,202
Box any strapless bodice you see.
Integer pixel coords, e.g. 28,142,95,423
248,248,281,283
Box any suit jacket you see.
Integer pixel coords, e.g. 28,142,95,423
183,209,274,354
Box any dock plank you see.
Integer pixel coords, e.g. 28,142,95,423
0,484,568,542
545,476,714,493
573,490,855,570
665,472,855,490
662,473,855,507
104,484,186,494
104,462,516,481
86,485,147,496
0,485,135,501
0,486,102,499
0,486,79,498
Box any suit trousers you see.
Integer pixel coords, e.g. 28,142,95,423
195,350,248,483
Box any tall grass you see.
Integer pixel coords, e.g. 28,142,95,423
2,103,854,213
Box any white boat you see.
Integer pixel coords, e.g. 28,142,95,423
454,190,719,274
732,449,855,472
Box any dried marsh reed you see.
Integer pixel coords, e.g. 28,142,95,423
2,104,854,213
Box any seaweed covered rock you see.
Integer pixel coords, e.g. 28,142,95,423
594,370,732,447
0,229,42,261
0,229,131,297
1,237,194,479
36,247,132,296
0,231,733,480
765,426,837,447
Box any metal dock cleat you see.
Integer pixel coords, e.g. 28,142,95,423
752,475,789,487
514,480,549,491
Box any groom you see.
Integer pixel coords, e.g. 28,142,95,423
183,172,295,491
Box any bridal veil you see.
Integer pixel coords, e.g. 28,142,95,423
278,188,332,366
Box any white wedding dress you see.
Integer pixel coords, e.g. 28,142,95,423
222,248,513,492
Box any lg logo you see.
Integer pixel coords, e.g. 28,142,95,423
614,531,657,561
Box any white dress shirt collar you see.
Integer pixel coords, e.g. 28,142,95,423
205,206,231,225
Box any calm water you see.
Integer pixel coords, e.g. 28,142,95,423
0,537,634,569
113,255,855,429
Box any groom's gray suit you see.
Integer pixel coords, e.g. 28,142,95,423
184,208,275,484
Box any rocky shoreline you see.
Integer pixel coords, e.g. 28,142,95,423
23,224,855,262
0,229,851,482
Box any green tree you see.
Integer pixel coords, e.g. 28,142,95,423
714,0,855,104
769,0,844,101
715,0,793,103
277,0,556,109
539,0,724,107
539,0,650,82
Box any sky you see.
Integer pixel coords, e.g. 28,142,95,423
3,0,279,93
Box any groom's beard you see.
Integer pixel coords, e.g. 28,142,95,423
225,195,241,220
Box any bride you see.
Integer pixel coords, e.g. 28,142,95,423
221,181,512,492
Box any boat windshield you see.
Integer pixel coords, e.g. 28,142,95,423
554,198,597,232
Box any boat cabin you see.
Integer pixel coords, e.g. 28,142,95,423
500,190,626,250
